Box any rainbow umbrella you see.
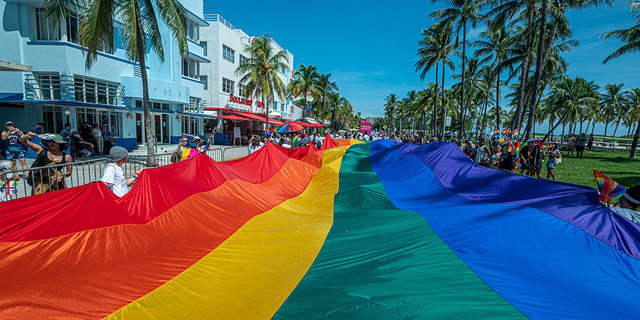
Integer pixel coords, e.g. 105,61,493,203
278,123,304,133
526,138,544,149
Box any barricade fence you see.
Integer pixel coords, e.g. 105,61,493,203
0,146,248,201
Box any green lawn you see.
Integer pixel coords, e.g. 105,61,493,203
552,151,640,188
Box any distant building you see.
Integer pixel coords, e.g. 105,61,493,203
200,14,295,133
0,0,210,150
364,116,380,124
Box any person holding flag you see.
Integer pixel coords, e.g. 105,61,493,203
0,160,18,201
546,144,561,181
595,170,640,225
611,185,640,225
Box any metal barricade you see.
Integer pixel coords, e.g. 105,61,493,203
123,154,174,177
0,157,110,201
206,148,224,162
221,147,248,161
0,147,248,202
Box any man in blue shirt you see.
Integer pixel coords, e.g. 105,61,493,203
30,122,45,134
59,123,72,141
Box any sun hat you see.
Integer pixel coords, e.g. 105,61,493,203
109,146,128,162
40,134,69,150
193,136,202,141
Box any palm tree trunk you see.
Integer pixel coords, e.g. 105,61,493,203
440,59,446,140
434,61,439,136
481,97,488,132
514,4,535,132
630,122,640,158
321,95,326,124
613,122,620,137
135,7,154,156
263,86,269,130
542,110,569,144
496,73,501,129
458,21,467,139
627,123,632,138
302,88,307,122
524,0,549,140
604,120,609,136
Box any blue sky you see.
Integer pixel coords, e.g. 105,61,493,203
203,0,639,136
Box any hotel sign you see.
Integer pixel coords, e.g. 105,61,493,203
229,94,252,106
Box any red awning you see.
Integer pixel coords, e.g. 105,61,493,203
215,114,253,121
267,118,285,126
230,111,266,121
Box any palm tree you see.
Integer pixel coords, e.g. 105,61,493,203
431,0,488,138
601,1,640,63
625,88,640,158
328,92,344,130
473,22,512,130
599,83,627,137
317,73,338,124
452,57,485,134
419,23,458,139
45,0,188,154
488,0,536,132
236,36,290,129
288,64,320,122
384,94,399,132
541,76,599,143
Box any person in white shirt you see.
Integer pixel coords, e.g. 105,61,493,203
248,136,264,155
93,124,104,155
100,146,139,197
474,139,490,165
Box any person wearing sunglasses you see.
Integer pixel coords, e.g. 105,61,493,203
19,132,73,195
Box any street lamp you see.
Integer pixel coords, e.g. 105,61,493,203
64,107,71,125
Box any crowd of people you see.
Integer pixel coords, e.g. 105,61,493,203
1,123,637,222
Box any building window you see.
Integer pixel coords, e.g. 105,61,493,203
34,8,61,41
239,55,248,66
222,78,234,94
200,75,207,90
66,12,80,44
64,12,113,53
182,57,200,79
135,100,169,110
223,45,234,63
188,97,202,113
238,84,245,97
41,105,64,134
76,107,121,137
74,75,120,105
181,115,200,135
290,106,294,114
187,20,199,41
200,41,207,56
34,73,61,100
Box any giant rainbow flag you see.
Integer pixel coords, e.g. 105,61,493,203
1,137,639,319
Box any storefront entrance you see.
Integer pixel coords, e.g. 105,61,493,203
154,113,170,144
136,112,170,145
